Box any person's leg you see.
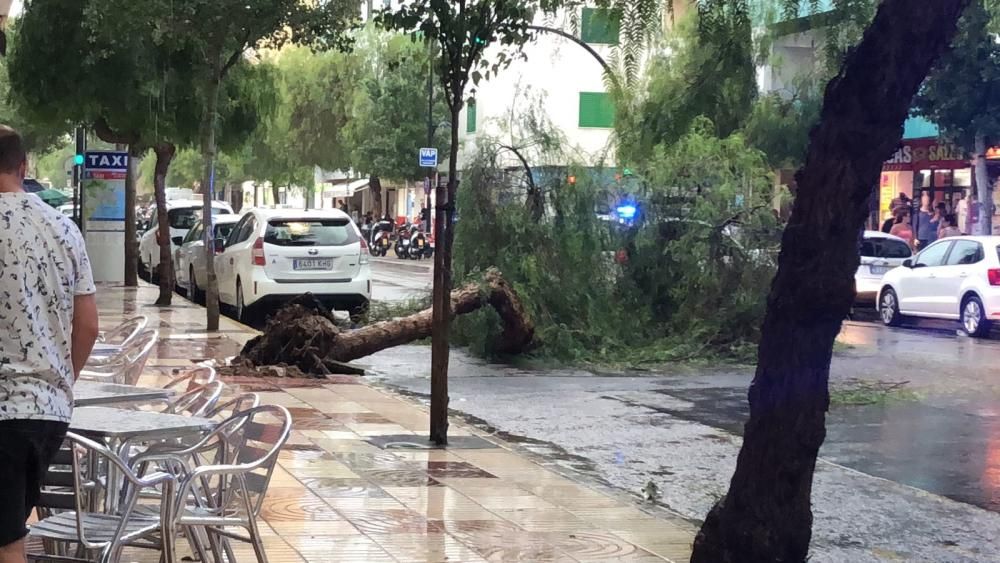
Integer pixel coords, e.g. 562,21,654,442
0,421,30,563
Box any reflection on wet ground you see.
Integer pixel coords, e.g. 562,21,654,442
653,385,1000,514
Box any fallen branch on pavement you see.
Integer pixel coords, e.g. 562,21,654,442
227,268,535,377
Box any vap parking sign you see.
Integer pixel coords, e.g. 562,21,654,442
419,147,438,168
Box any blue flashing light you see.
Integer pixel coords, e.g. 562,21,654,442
616,204,637,220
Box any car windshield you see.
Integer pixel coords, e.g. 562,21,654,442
861,237,911,259
265,219,359,247
168,207,231,230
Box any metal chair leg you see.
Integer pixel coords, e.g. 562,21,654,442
246,518,269,563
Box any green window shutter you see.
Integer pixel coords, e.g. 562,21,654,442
466,100,477,133
578,92,615,128
581,7,620,45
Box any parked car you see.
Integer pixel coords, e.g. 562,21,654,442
138,199,234,281
878,236,1000,337
215,208,371,322
854,230,912,304
174,215,241,302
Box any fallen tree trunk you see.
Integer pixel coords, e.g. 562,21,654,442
233,268,534,377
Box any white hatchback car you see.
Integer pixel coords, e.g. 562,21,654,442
174,214,241,302
139,199,234,281
878,236,1000,336
855,231,912,304
216,208,372,322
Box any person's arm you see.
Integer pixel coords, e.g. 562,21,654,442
72,294,100,379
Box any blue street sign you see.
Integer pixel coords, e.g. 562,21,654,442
84,151,129,171
419,147,438,168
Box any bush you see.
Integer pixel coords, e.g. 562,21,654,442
453,119,781,365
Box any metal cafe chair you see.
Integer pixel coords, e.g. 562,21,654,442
160,381,225,418
162,366,218,393
98,316,149,347
29,433,176,563
80,329,159,386
131,405,292,563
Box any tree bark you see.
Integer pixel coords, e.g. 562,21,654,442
370,175,383,218
691,2,970,562
236,268,533,373
975,133,992,235
124,145,140,287
152,143,176,306
201,75,223,331
271,181,281,207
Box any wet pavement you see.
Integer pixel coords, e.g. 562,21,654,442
90,283,696,563
370,257,432,303
362,320,1000,561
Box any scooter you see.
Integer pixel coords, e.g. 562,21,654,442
370,219,394,257
408,227,428,260
394,223,413,259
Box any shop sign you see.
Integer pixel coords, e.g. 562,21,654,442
883,139,967,171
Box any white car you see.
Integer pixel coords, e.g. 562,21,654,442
216,208,372,322
139,199,234,281
878,236,1000,337
855,231,912,304
174,215,241,302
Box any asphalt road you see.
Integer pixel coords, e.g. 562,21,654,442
370,256,432,303
358,316,1000,561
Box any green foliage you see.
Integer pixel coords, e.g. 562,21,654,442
343,27,449,182
914,0,1000,147
615,9,756,165
0,24,66,154
742,78,821,169
453,118,780,365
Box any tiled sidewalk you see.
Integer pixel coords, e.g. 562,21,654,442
100,284,696,562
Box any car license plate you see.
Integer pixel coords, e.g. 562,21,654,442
294,258,332,271
417,240,424,247
870,265,889,275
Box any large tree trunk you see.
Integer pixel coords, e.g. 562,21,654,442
975,133,992,235
201,75,223,331
152,143,176,306
235,268,533,374
691,2,970,561
429,103,462,446
124,145,140,287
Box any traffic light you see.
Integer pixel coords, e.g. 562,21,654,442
73,154,85,166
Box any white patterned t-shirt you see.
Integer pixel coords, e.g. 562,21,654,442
0,192,96,422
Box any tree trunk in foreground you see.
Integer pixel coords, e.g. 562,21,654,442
975,133,992,235
235,268,533,373
152,143,176,306
370,175,383,218
123,146,139,287
201,74,223,331
691,2,970,561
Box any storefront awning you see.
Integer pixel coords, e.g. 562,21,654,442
323,178,369,198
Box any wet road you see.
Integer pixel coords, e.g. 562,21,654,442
370,257,432,303
359,321,1000,561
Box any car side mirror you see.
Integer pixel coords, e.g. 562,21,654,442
214,238,226,254
902,258,913,268
171,236,184,246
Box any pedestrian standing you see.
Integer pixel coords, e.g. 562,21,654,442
890,209,916,249
957,190,969,234
938,213,962,239
0,126,99,563
915,193,936,249
880,212,895,234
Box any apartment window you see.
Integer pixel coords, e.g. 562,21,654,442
467,100,477,133
581,7,619,45
578,92,615,128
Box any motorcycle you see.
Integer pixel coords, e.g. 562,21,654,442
370,219,394,257
408,227,429,260
394,223,413,259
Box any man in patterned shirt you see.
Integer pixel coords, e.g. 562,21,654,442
0,126,99,563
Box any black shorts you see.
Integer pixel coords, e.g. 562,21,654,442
0,420,69,547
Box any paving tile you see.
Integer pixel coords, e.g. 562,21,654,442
369,532,489,563
289,535,397,563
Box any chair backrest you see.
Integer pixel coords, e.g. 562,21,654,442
206,392,260,421
162,381,224,417
100,316,148,346
64,432,173,552
162,366,218,393
180,405,292,519
120,329,159,385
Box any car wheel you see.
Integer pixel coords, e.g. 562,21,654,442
961,295,991,337
879,288,903,327
190,267,205,305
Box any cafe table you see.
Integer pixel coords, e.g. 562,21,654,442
73,381,174,407
70,406,216,510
